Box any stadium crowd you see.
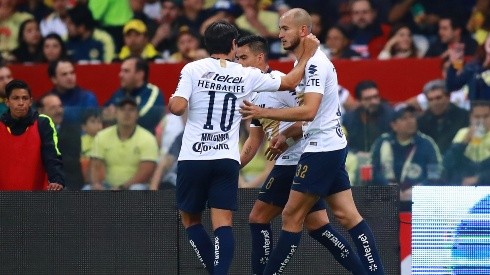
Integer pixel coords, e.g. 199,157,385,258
0,0,489,203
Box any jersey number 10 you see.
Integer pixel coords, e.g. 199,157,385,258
203,91,237,131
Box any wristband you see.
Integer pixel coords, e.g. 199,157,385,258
285,137,295,147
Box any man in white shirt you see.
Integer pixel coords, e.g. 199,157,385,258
168,20,319,274
240,9,385,274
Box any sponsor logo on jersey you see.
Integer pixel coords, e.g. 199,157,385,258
192,142,230,153
202,71,215,79
201,133,229,142
212,73,244,83
308,64,318,76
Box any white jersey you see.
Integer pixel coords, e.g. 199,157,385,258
174,57,281,162
250,70,303,166
294,48,347,152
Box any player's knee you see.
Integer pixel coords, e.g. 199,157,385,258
304,212,329,231
332,208,362,229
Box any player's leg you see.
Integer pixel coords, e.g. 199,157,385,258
177,160,214,274
249,165,293,274
327,153,385,274
305,208,367,275
208,159,240,275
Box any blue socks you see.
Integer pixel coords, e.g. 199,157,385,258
348,220,385,274
213,226,234,275
309,224,367,275
263,230,301,275
186,224,214,273
250,223,273,275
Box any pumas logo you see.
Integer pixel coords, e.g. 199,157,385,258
202,72,215,79
308,64,317,75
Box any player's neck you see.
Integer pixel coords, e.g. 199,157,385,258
211,53,234,62
292,39,307,60
259,64,270,73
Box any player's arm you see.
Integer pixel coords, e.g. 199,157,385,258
240,123,266,168
169,96,188,116
240,92,322,122
266,121,303,160
38,114,64,190
278,34,319,91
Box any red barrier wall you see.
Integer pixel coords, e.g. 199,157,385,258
10,58,442,105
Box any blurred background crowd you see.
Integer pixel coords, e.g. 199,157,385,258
1,0,490,203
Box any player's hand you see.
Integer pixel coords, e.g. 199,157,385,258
303,33,320,58
239,100,263,120
265,134,288,160
47,183,63,191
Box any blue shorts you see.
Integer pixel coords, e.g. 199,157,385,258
176,159,240,213
258,165,326,212
292,148,351,198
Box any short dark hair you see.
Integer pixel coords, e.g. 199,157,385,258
36,92,60,109
5,80,32,98
354,80,378,99
124,56,149,82
237,35,269,60
82,109,101,124
48,58,74,78
67,4,96,31
204,21,238,55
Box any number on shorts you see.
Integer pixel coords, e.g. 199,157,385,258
295,164,308,179
265,177,274,189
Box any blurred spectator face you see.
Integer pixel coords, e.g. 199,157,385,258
471,105,490,131
426,88,450,116
0,0,16,21
279,13,301,51
119,58,142,90
22,20,41,47
51,0,68,14
124,30,147,54
359,87,381,113
52,61,77,91
130,0,145,12
65,17,81,39
311,13,323,38
391,111,417,137
82,115,103,137
161,0,179,23
0,66,13,97
183,0,203,11
393,26,412,52
116,103,139,127
326,27,349,56
39,94,64,125
6,88,31,119
43,37,63,62
177,33,200,60
438,19,457,44
236,44,262,69
351,0,375,29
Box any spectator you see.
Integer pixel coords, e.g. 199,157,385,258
425,15,478,58
130,0,158,39
371,105,442,201
88,0,133,52
388,0,441,39
174,0,213,36
47,59,99,124
149,131,183,190
338,84,360,114
87,97,158,190
12,18,43,63
104,56,164,133
0,80,64,191
342,80,393,153
143,0,162,22
37,92,84,190
116,19,161,62
378,23,420,59
321,24,362,60
446,34,490,101
444,101,490,186
417,79,469,154
0,0,34,61
168,25,208,63
466,0,490,45
65,4,105,63
0,63,13,115
150,0,181,59
18,0,52,23
80,109,103,184
41,33,68,63
235,0,279,39
348,0,391,58
40,0,69,38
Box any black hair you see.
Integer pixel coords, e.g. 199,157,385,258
124,56,149,82
67,4,96,31
5,80,32,98
237,35,268,56
204,21,238,55
354,80,378,99
42,33,68,62
47,58,74,78
82,109,101,124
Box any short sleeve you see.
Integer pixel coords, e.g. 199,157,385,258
247,68,281,93
304,59,329,95
173,64,193,100
139,132,159,162
88,132,104,159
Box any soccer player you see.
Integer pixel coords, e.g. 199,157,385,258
168,21,319,274
240,9,385,274
237,34,367,275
